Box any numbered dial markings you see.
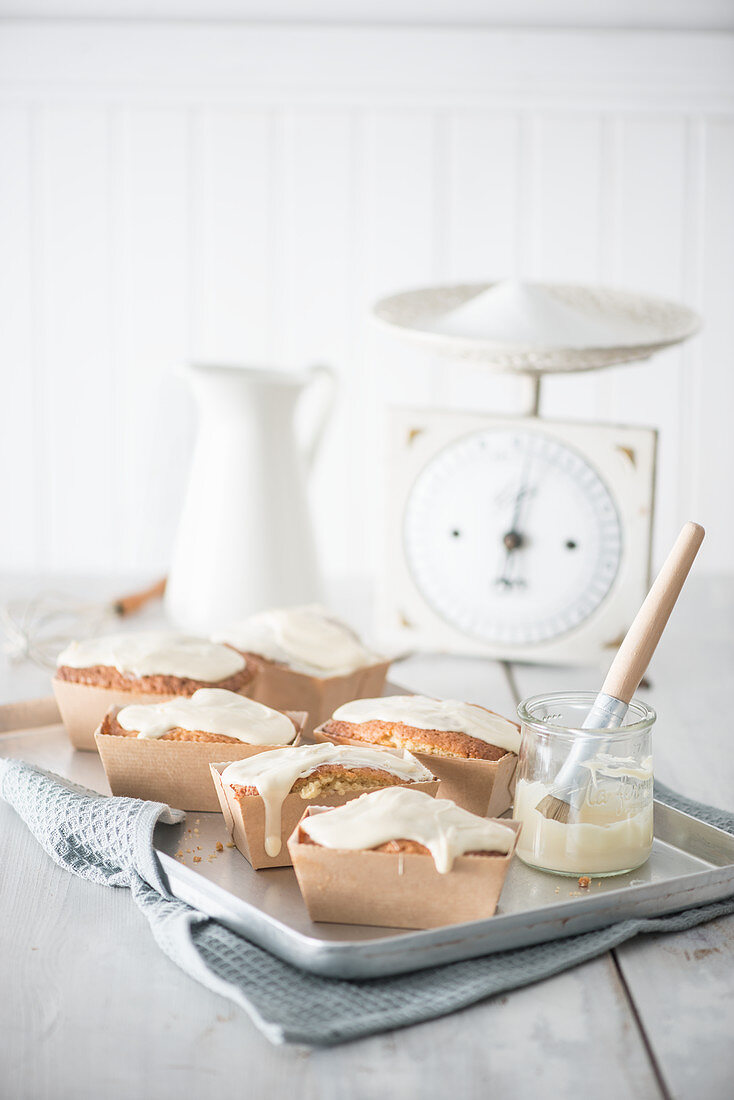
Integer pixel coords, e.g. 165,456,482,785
403,429,622,646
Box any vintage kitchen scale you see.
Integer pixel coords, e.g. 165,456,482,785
373,281,700,666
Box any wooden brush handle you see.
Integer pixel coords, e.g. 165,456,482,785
601,521,705,705
112,577,167,617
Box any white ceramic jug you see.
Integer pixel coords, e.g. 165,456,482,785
165,363,336,633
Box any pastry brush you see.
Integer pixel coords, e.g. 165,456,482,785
535,521,705,824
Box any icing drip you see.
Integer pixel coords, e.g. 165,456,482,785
116,688,296,744
300,787,516,874
214,604,379,676
57,631,246,681
331,696,521,755
221,743,434,857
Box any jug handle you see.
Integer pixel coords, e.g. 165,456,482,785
301,363,337,469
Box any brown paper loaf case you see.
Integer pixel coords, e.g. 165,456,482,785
53,678,182,752
52,674,255,754
288,806,521,929
94,708,307,812
209,761,440,870
311,724,517,817
241,655,391,737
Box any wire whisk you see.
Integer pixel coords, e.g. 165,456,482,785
0,578,167,670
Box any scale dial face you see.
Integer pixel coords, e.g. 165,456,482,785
403,428,623,647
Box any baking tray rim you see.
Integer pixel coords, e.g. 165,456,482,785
154,800,734,979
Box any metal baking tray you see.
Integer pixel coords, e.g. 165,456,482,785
154,804,734,977
4,697,734,979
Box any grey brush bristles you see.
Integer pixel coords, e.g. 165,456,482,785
534,792,574,823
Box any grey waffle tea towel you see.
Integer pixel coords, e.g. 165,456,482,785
2,756,733,1046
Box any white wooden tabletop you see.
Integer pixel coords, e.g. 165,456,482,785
1,573,733,1100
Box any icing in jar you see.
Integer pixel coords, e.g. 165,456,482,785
512,692,656,876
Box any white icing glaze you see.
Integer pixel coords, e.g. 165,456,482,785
580,753,654,784
331,695,521,755
213,604,379,676
513,765,654,875
116,688,296,744
221,742,434,857
56,631,246,682
300,787,516,874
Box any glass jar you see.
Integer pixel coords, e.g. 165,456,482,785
513,692,656,877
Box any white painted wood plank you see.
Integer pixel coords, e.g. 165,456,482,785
595,117,689,571
361,106,440,405
693,118,734,574
612,119,688,296
396,651,517,716
189,109,273,364
362,109,440,572
33,106,116,570
305,956,662,1100
0,108,38,568
4,0,734,32
0,26,732,584
2,26,733,112
277,109,356,577
531,114,605,423
532,114,604,282
442,110,534,415
278,110,354,367
445,111,520,282
116,108,191,573
0,784,660,1100
363,110,438,301
674,119,705,535
615,917,734,1100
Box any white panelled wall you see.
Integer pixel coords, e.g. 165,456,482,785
1,24,733,582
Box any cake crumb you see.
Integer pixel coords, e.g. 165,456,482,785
226,841,235,848
216,841,224,852
175,850,183,857
578,876,591,889
185,849,192,854
193,829,199,835
197,846,202,850
193,856,202,863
